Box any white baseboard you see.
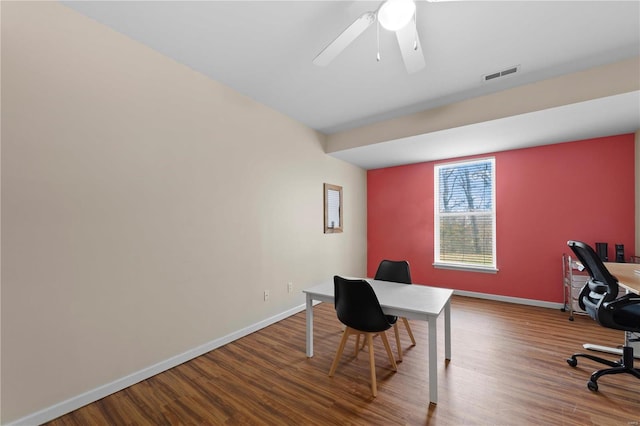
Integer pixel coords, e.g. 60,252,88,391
453,289,564,310
7,303,308,426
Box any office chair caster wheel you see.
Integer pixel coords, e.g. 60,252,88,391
587,380,598,392
567,357,577,367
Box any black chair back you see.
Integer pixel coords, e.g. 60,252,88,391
334,276,394,333
567,240,621,324
374,260,412,284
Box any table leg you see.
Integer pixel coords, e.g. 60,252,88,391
428,317,438,404
306,294,314,357
444,299,451,360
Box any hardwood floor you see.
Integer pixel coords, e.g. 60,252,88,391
46,296,640,425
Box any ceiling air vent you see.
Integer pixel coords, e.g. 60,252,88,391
483,65,520,82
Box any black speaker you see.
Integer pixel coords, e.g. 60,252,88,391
615,244,625,263
596,242,608,262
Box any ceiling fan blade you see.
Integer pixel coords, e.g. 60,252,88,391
395,23,426,74
313,11,376,67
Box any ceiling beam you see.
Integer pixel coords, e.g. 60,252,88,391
325,56,640,153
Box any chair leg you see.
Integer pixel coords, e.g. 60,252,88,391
568,352,622,368
354,333,361,358
333,329,398,398
359,333,372,351
329,327,352,376
588,346,640,389
380,331,398,372
367,333,377,397
402,317,416,346
393,323,402,362
591,366,633,382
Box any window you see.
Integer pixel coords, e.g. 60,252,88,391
434,158,497,272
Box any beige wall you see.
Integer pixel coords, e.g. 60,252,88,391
0,2,367,423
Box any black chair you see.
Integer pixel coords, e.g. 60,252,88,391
328,276,398,397
565,240,640,391
374,259,416,361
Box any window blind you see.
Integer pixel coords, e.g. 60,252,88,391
434,158,496,268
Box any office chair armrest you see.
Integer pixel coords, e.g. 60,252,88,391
577,283,590,311
602,293,640,310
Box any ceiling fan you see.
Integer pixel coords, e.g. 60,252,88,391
313,0,426,74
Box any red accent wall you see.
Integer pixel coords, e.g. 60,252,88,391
367,134,635,303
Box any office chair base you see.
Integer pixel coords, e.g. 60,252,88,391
567,346,640,391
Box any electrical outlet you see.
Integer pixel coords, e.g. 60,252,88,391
264,290,269,302
287,282,293,293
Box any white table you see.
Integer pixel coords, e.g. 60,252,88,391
303,278,454,405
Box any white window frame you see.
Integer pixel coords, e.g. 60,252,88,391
433,157,498,273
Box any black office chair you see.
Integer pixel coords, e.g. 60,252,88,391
374,259,416,361
565,240,640,391
329,276,398,397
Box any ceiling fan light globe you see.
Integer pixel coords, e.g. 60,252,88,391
378,0,416,31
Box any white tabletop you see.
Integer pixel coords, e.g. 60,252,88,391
303,278,454,320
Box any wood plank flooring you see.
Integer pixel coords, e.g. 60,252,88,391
46,296,640,425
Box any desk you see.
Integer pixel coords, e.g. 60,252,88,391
582,262,640,357
303,278,454,405
604,262,640,294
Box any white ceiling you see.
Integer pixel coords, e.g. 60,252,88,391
63,1,640,169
